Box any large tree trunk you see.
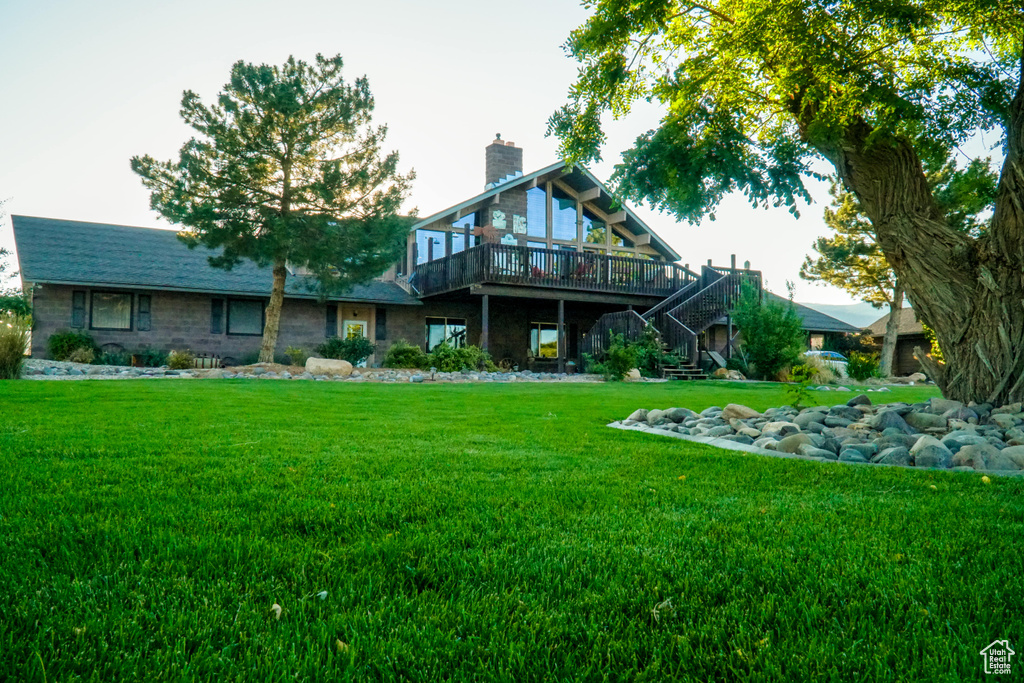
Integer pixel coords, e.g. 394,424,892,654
801,50,1024,405
258,261,288,363
878,282,903,377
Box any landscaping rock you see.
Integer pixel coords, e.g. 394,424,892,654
996,445,1024,469
712,368,746,380
664,407,696,422
777,433,815,454
799,444,837,460
722,404,761,420
829,405,863,421
718,434,754,445
991,402,1023,415
627,409,649,422
706,425,734,437
989,413,1018,430
793,411,827,429
872,447,912,467
847,394,872,407
952,443,1001,470
624,369,642,381
908,436,953,469
904,411,947,431
929,397,964,415
839,450,869,463
824,416,853,428
762,421,800,438
874,410,916,434
305,357,353,377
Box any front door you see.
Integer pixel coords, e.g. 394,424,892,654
343,320,369,367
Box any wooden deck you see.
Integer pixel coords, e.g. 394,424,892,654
413,243,697,298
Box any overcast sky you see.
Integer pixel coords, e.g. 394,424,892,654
1,0,870,305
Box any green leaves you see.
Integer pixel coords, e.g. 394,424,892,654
552,0,1021,222
131,53,412,284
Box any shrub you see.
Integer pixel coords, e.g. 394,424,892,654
433,344,496,373
316,336,377,365
785,364,816,409
0,293,31,317
732,283,805,381
847,351,881,381
94,349,131,366
47,330,96,361
588,332,638,381
633,323,679,378
133,349,169,367
0,314,30,379
284,346,308,367
383,340,429,369
67,346,95,364
801,354,838,384
167,349,196,370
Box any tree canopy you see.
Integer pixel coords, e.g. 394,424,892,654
552,0,1024,404
132,54,412,361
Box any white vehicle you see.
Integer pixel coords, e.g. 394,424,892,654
804,350,849,377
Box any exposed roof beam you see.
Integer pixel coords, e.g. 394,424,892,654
606,210,627,224
578,187,601,202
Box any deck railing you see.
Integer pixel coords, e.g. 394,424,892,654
414,243,695,297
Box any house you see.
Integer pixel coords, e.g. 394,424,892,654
11,137,845,372
865,308,930,376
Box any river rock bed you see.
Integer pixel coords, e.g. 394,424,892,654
19,359,608,383
615,395,1024,474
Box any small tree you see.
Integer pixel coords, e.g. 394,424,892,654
132,55,413,362
732,284,805,381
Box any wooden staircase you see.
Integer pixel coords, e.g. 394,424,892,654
581,264,761,380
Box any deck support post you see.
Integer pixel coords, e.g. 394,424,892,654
558,299,565,374
726,315,733,360
481,294,490,353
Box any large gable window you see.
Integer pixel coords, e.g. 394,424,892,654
416,229,446,264
228,299,264,336
551,187,577,241
526,186,547,238
90,292,132,330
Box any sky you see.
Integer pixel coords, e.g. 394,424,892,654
1,0,871,306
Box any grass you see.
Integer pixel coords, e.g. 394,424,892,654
0,379,1021,681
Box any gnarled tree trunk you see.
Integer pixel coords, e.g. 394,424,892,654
806,52,1024,405
258,261,288,363
878,282,903,378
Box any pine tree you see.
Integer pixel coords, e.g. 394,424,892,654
132,55,413,362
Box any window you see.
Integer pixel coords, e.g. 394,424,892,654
227,299,264,335
451,212,477,231
452,232,467,254
583,209,606,245
526,186,547,238
71,291,86,328
530,322,559,359
551,187,577,241
425,317,466,351
416,229,446,264
211,298,224,334
90,292,132,330
137,295,152,331
375,308,387,341
326,304,338,337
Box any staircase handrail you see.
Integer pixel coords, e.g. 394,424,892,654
641,276,701,321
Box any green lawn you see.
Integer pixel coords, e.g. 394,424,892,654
1,380,1021,681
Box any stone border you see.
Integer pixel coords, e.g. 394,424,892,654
607,421,1024,477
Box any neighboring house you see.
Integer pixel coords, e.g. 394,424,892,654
702,292,861,362
865,308,930,376
12,137,834,371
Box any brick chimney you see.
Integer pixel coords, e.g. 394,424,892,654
485,134,523,188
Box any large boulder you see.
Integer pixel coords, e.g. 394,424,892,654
989,413,1018,430
928,397,964,415
847,394,872,407
713,368,747,380
794,411,827,429
626,409,649,422
995,445,1024,469
664,407,697,422
722,403,761,420
306,357,353,377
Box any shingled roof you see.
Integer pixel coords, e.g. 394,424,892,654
865,307,926,337
11,215,420,305
764,292,862,333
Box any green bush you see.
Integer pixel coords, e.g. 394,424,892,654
167,349,196,370
0,314,30,379
94,349,131,366
316,336,377,365
424,343,496,373
284,346,308,367
383,340,429,369
732,283,805,380
632,323,679,378
587,333,638,381
847,351,881,381
47,330,97,361
68,346,95,364
133,349,169,367
0,294,31,317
